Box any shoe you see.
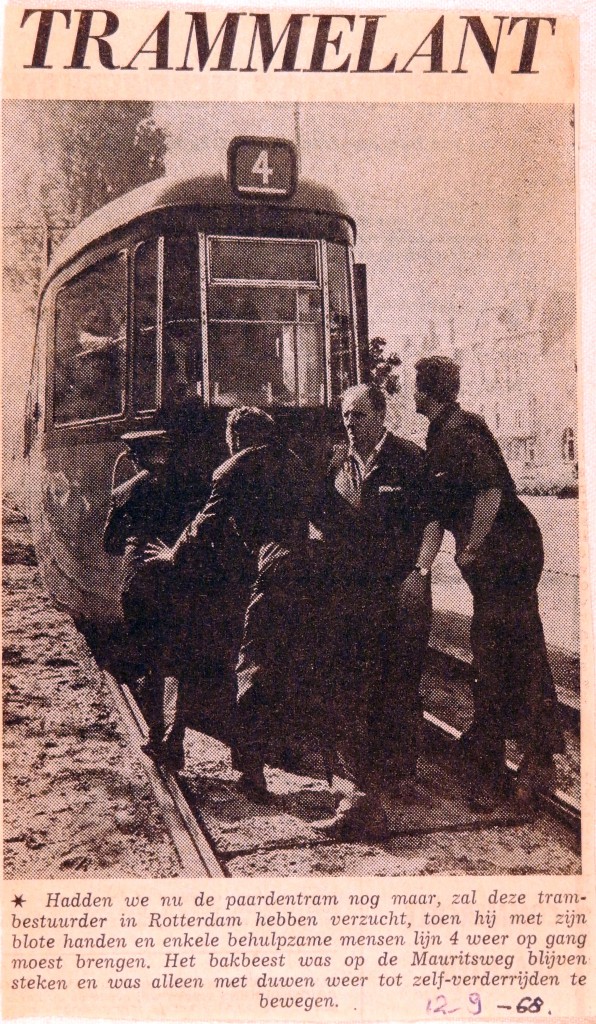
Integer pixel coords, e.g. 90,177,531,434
389,777,432,807
467,774,512,813
468,787,505,813
237,769,275,805
313,796,390,842
517,751,557,792
512,778,540,814
141,739,185,772
513,751,556,810
464,749,512,811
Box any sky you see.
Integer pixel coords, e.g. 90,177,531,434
157,100,576,348
2,99,576,475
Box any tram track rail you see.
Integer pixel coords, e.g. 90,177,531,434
3,506,579,877
422,711,581,838
102,670,227,878
102,660,581,879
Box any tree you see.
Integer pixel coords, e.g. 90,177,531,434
3,101,168,484
364,336,402,395
43,102,167,229
4,101,167,304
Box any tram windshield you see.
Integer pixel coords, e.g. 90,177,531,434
207,237,354,407
51,233,358,425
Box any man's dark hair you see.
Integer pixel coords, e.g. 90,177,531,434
415,356,461,403
226,407,277,450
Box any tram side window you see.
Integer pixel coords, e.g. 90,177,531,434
133,240,159,412
327,243,357,400
163,236,201,407
54,254,127,424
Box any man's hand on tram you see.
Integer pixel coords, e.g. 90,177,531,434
144,539,174,565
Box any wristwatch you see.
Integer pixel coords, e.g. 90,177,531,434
414,564,430,578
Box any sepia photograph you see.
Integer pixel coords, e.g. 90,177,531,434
3,98,580,881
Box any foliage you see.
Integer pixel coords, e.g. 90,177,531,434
4,101,168,311
43,102,167,228
364,336,402,395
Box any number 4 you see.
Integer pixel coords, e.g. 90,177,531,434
252,149,274,186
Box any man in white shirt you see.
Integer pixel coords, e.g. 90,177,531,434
313,384,438,840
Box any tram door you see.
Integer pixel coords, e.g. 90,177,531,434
132,235,202,414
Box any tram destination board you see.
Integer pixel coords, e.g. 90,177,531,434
228,137,298,198
1,5,593,1024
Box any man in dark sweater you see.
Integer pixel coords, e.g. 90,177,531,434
414,356,565,810
313,384,437,840
146,408,310,802
103,431,191,768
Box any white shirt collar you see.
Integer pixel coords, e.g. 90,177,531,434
349,430,388,479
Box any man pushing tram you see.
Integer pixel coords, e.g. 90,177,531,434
102,361,560,849
143,407,310,803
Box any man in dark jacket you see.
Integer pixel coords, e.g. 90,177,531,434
414,356,565,810
313,383,437,840
146,407,310,802
103,430,191,768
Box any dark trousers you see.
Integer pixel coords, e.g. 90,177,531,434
234,546,305,775
323,579,432,792
461,517,565,776
466,587,564,765
122,575,184,748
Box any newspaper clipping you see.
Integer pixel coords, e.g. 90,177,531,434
2,3,593,1022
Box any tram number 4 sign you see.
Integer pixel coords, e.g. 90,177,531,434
228,137,298,198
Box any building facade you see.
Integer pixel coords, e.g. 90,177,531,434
385,294,577,493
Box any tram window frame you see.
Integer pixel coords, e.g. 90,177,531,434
131,233,204,415
131,237,162,415
162,234,203,409
51,250,128,429
348,248,363,385
206,234,326,409
207,236,320,288
326,241,359,401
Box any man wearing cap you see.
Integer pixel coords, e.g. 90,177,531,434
103,430,193,769
413,355,565,810
312,383,439,841
145,407,310,802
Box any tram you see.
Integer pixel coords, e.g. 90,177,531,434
24,136,369,631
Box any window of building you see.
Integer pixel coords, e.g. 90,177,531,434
562,427,575,462
54,253,127,425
